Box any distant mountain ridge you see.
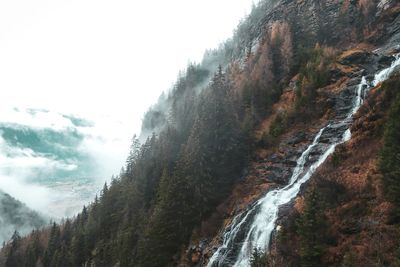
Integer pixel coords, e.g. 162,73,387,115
0,191,46,245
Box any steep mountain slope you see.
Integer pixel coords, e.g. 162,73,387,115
1,0,400,267
186,51,400,267
0,192,46,245
268,74,400,267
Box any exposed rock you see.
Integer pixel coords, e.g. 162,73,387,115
268,168,292,185
346,77,363,87
339,50,372,66
181,2,400,266
378,54,396,68
285,131,306,146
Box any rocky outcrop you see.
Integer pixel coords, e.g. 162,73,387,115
243,0,399,52
270,74,400,266
177,0,400,265
180,39,399,266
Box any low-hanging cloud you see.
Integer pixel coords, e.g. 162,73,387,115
0,107,131,243
0,191,47,245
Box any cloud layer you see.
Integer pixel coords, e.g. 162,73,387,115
0,108,130,222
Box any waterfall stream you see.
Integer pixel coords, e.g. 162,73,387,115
207,53,400,267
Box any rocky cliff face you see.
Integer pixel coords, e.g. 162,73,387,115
233,0,399,56
182,50,399,267
141,0,400,138
269,74,400,267
180,1,400,266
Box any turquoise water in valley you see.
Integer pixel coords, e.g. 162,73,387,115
0,107,131,242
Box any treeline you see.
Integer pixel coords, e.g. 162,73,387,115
1,69,247,267
0,63,284,267
0,20,349,267
0,0,356,265
0,192,46,247
295,75,400,267
270,75,400,267
379,75,400,219
0,11,305,265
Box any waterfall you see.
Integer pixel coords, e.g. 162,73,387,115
207,52,400,267
349,76,368,117
373,55,400,87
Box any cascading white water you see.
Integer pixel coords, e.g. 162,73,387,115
349,76,368,117
373,55,400,87
208,52,400,267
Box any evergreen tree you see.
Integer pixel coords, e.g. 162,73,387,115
126,134,141,175
137,168,194,267
71,229,85,267
49,244,71,267
24,231,42,267
297,188,327,267
380,86,400,216
42,223,62,267
5,231,23,267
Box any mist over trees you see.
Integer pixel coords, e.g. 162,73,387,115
2,0,396,266
0,5,300,261
0,0,333,264
0,192,46,245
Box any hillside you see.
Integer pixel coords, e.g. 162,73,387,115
1,0,400,267
0,192,46,245
268,73,400,266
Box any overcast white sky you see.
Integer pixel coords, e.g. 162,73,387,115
0,0,256,135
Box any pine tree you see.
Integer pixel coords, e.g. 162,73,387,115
61,219,73,246
137,167,194,267
71,229,85,267
297,188,326,267
380,89,400,216
126,134,141,175
44,223,61,267
5,231,23,267
49,244,71,267
24,231,42,267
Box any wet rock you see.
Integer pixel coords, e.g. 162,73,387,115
294,145,307,156
378,55,396,68
325,97,336,109
365,75,376,85
266,163,293,184
308,145,326,157
286,131,306,145
306,143,331,164
323,122,350,137
349,70,363,78
265,165,282,172
318,135,339,144
347,77,362,86
335,86,356,117
339,51,372,66
329,68,346,81
268,171,288,185
283,158,298,167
